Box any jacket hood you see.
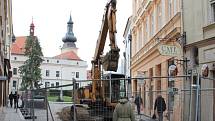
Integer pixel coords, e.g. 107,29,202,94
119,99,128,104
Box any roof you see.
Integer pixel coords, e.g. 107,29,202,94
11,36,27,55
54,50,81,61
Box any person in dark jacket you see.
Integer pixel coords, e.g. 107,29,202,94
154,95,166,121
134,95,143,115
13,91,19,108
113,97,135,121
9,92,13,107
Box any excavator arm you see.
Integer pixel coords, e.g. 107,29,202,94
91,0,120,100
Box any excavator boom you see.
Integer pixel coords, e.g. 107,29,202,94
91,0,120,100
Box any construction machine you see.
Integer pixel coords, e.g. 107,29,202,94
76,0,126,120
91,0,120,102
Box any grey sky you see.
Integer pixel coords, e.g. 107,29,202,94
12,0,132,69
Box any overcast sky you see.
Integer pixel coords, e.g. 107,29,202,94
12,0,132,69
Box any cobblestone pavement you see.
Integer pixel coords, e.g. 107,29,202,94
0,107,25,121
5,101,156,121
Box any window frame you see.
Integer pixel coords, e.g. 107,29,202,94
56,71,60,77
46,70,50,77
76,72,79,78
13,68,17,75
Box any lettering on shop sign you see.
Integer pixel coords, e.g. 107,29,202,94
158,44,181,56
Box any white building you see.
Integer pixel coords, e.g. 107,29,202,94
10,15,88,91
122,16,132,97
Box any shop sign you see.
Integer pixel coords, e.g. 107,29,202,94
158,44,181,56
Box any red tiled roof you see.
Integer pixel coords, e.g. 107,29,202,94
11,36,27,55
54,51,81,60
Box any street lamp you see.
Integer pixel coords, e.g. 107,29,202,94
59,46,63,102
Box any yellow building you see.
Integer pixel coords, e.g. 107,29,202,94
0,0,14,110
131,0,183,120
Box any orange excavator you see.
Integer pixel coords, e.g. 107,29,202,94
91,0,120,101
77,0,126,120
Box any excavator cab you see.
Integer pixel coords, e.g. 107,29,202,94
102,73,126,103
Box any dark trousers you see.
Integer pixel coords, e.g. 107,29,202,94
10,100,13,107
158,112,163,121
137,105,141,114
14,100,18,108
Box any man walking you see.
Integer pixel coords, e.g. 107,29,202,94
154,95,166,121
9,92,13,107
134,95,142,115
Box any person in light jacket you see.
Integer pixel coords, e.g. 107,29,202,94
113,97,135,121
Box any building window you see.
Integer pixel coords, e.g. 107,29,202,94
45,82,50,87
56,82,59,86
56,71,60,77
57,60,59,63
51,83,54,87
14,57,17,60
72,72,75,78
76,72,79,78
13,80,17,89
13,68,17,75
168,0,172,19
138,26,143,50
45,70,50,77
211,1,215,22
150,13,154,37
47,60,49,63
157,2,162,30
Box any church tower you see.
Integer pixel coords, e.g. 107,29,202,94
30,20,35,36
62,15,78,54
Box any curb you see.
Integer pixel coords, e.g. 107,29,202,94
17,108,25,121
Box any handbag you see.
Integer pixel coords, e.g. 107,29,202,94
152,113,156,119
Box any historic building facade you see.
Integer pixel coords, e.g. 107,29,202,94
10,16,88,92
123,16,132,97
183,0,215,120
131,0,183,120
0,0,14,110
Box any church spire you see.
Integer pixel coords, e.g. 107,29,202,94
62,14,77,44
30,18,35,36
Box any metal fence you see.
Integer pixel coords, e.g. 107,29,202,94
16,75,215,121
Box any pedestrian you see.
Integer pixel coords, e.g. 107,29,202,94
134,95,143,115
154,95,166,121
129,96,135,110
113,97,135,121
9,92,13,108
13,91,19,108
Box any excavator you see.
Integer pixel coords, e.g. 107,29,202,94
58,1,126,120
76,0,126,120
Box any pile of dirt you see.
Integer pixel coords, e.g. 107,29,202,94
57,105,91,121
